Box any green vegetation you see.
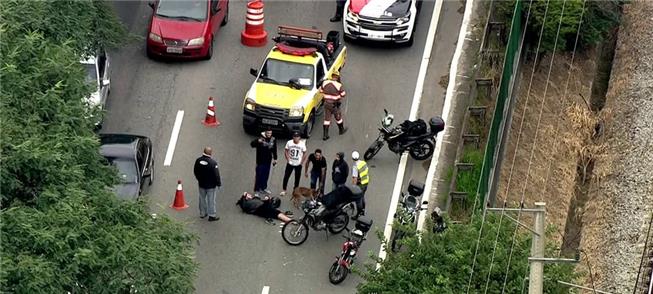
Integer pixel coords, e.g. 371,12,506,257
0,1,197,292
496,0,623,52
456,148,484,204
358,214,578,293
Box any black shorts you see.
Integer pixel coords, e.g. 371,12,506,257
254,203,281,219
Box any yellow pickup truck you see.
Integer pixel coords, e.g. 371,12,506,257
243,26,347,137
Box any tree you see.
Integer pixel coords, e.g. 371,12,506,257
0,1,197,292
495,0,623,53
357,214,578,293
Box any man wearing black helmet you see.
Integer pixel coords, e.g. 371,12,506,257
331,151,349,191
236,192,293,224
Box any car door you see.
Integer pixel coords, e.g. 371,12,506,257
209,0,222,34
313,58,327,107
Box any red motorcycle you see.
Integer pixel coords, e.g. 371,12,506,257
328,217,373,284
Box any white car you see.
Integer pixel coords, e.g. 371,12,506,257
81,51,111,126
343,0,421,46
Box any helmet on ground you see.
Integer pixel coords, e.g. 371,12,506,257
271,197,281,209
351,151,360,160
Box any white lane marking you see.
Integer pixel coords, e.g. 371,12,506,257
416,0,476,234
163,110,184,167
261,286,270,294
377,0,446,269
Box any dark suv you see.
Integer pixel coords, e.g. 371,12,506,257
99,134,154,200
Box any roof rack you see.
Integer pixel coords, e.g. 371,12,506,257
277,25,323,41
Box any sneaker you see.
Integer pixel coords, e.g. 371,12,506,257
200,215,207,219
279,191,286,196
284,210,294,216
264,189,272,195
265,218,275,225
254,192,260,197
208,216,220,222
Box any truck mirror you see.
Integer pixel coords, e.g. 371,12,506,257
250,68,258,77
148,1,155,9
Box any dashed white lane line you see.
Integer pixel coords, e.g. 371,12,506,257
261,285,270,294
163,110,184,167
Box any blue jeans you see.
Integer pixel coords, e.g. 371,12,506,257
255,164,271,192
310,170,324,191
198,187,218,217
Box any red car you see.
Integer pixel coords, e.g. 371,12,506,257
146,0,229,60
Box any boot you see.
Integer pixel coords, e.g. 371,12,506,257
337,123,348,135
323,125,330,141
330,15,342,22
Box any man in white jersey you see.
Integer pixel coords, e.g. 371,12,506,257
280,132,307,196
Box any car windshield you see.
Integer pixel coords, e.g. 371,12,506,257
83,63,97,85
259,59,314,88
111,159,139,184
156,0,207,21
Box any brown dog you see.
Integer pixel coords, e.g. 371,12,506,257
290,187,317,209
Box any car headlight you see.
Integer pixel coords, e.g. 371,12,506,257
188,37,204,46
149,32,162,43
346,10,358,21
244,98,256,111
289,106,304,117
397,13,411,24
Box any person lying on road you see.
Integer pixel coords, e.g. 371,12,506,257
236,192,293,224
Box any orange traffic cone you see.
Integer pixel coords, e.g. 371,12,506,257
170,180,189,210
202,97,221,127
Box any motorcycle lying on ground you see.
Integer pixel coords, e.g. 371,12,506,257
364,109,445,161
390,180,427,252
281,199,356,246
328,217,373,284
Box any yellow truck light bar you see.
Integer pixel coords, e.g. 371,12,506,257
277,25,323,41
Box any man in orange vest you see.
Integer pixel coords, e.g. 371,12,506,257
319,72,347,141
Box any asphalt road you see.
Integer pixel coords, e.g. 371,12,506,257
105,1,462,293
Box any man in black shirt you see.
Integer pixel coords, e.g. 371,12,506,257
193,147,222,221
331,151,348,191
250,128,278,195
304,149,327,194
236,192,292,223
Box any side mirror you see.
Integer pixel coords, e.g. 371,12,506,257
148,1,155,9
102,79,110,87
211,2,220,14
250,68,258,77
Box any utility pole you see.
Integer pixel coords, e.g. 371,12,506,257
487,202,578,294
529,202,545,294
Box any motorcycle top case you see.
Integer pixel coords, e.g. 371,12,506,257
355,217,373,233
408,180,425,196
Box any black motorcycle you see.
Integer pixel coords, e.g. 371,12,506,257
328,217,373,284
364,109,445,161
281,199,355,246
390,180,426,252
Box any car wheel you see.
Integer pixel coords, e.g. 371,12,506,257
221,3,229,26
243,122,257,135
205,37,214,60
302,111,315,138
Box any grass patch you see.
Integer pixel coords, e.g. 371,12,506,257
455,147,484,204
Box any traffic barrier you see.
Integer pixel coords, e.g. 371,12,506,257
202,97,221,127
241,0,267,47
170,180,189,210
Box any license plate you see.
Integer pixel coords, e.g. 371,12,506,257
262,118,278,126
166,47,183,54
368,33,384,39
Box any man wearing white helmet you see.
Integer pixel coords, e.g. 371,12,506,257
351,151,369,217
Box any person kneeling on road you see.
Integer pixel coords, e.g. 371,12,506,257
236,192,293,224
319,184,363,216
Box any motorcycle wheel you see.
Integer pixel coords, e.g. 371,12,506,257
390,230,405,252
364,140,384,161
281,220,309,246
409,140,435,160
328,260,349,284
327,212,350,234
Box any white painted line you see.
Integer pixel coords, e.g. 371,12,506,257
376,0,446,269
163,110,184,166
261,286,270,294
416,0,476,234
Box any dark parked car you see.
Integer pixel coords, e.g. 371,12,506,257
100,134,154,200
